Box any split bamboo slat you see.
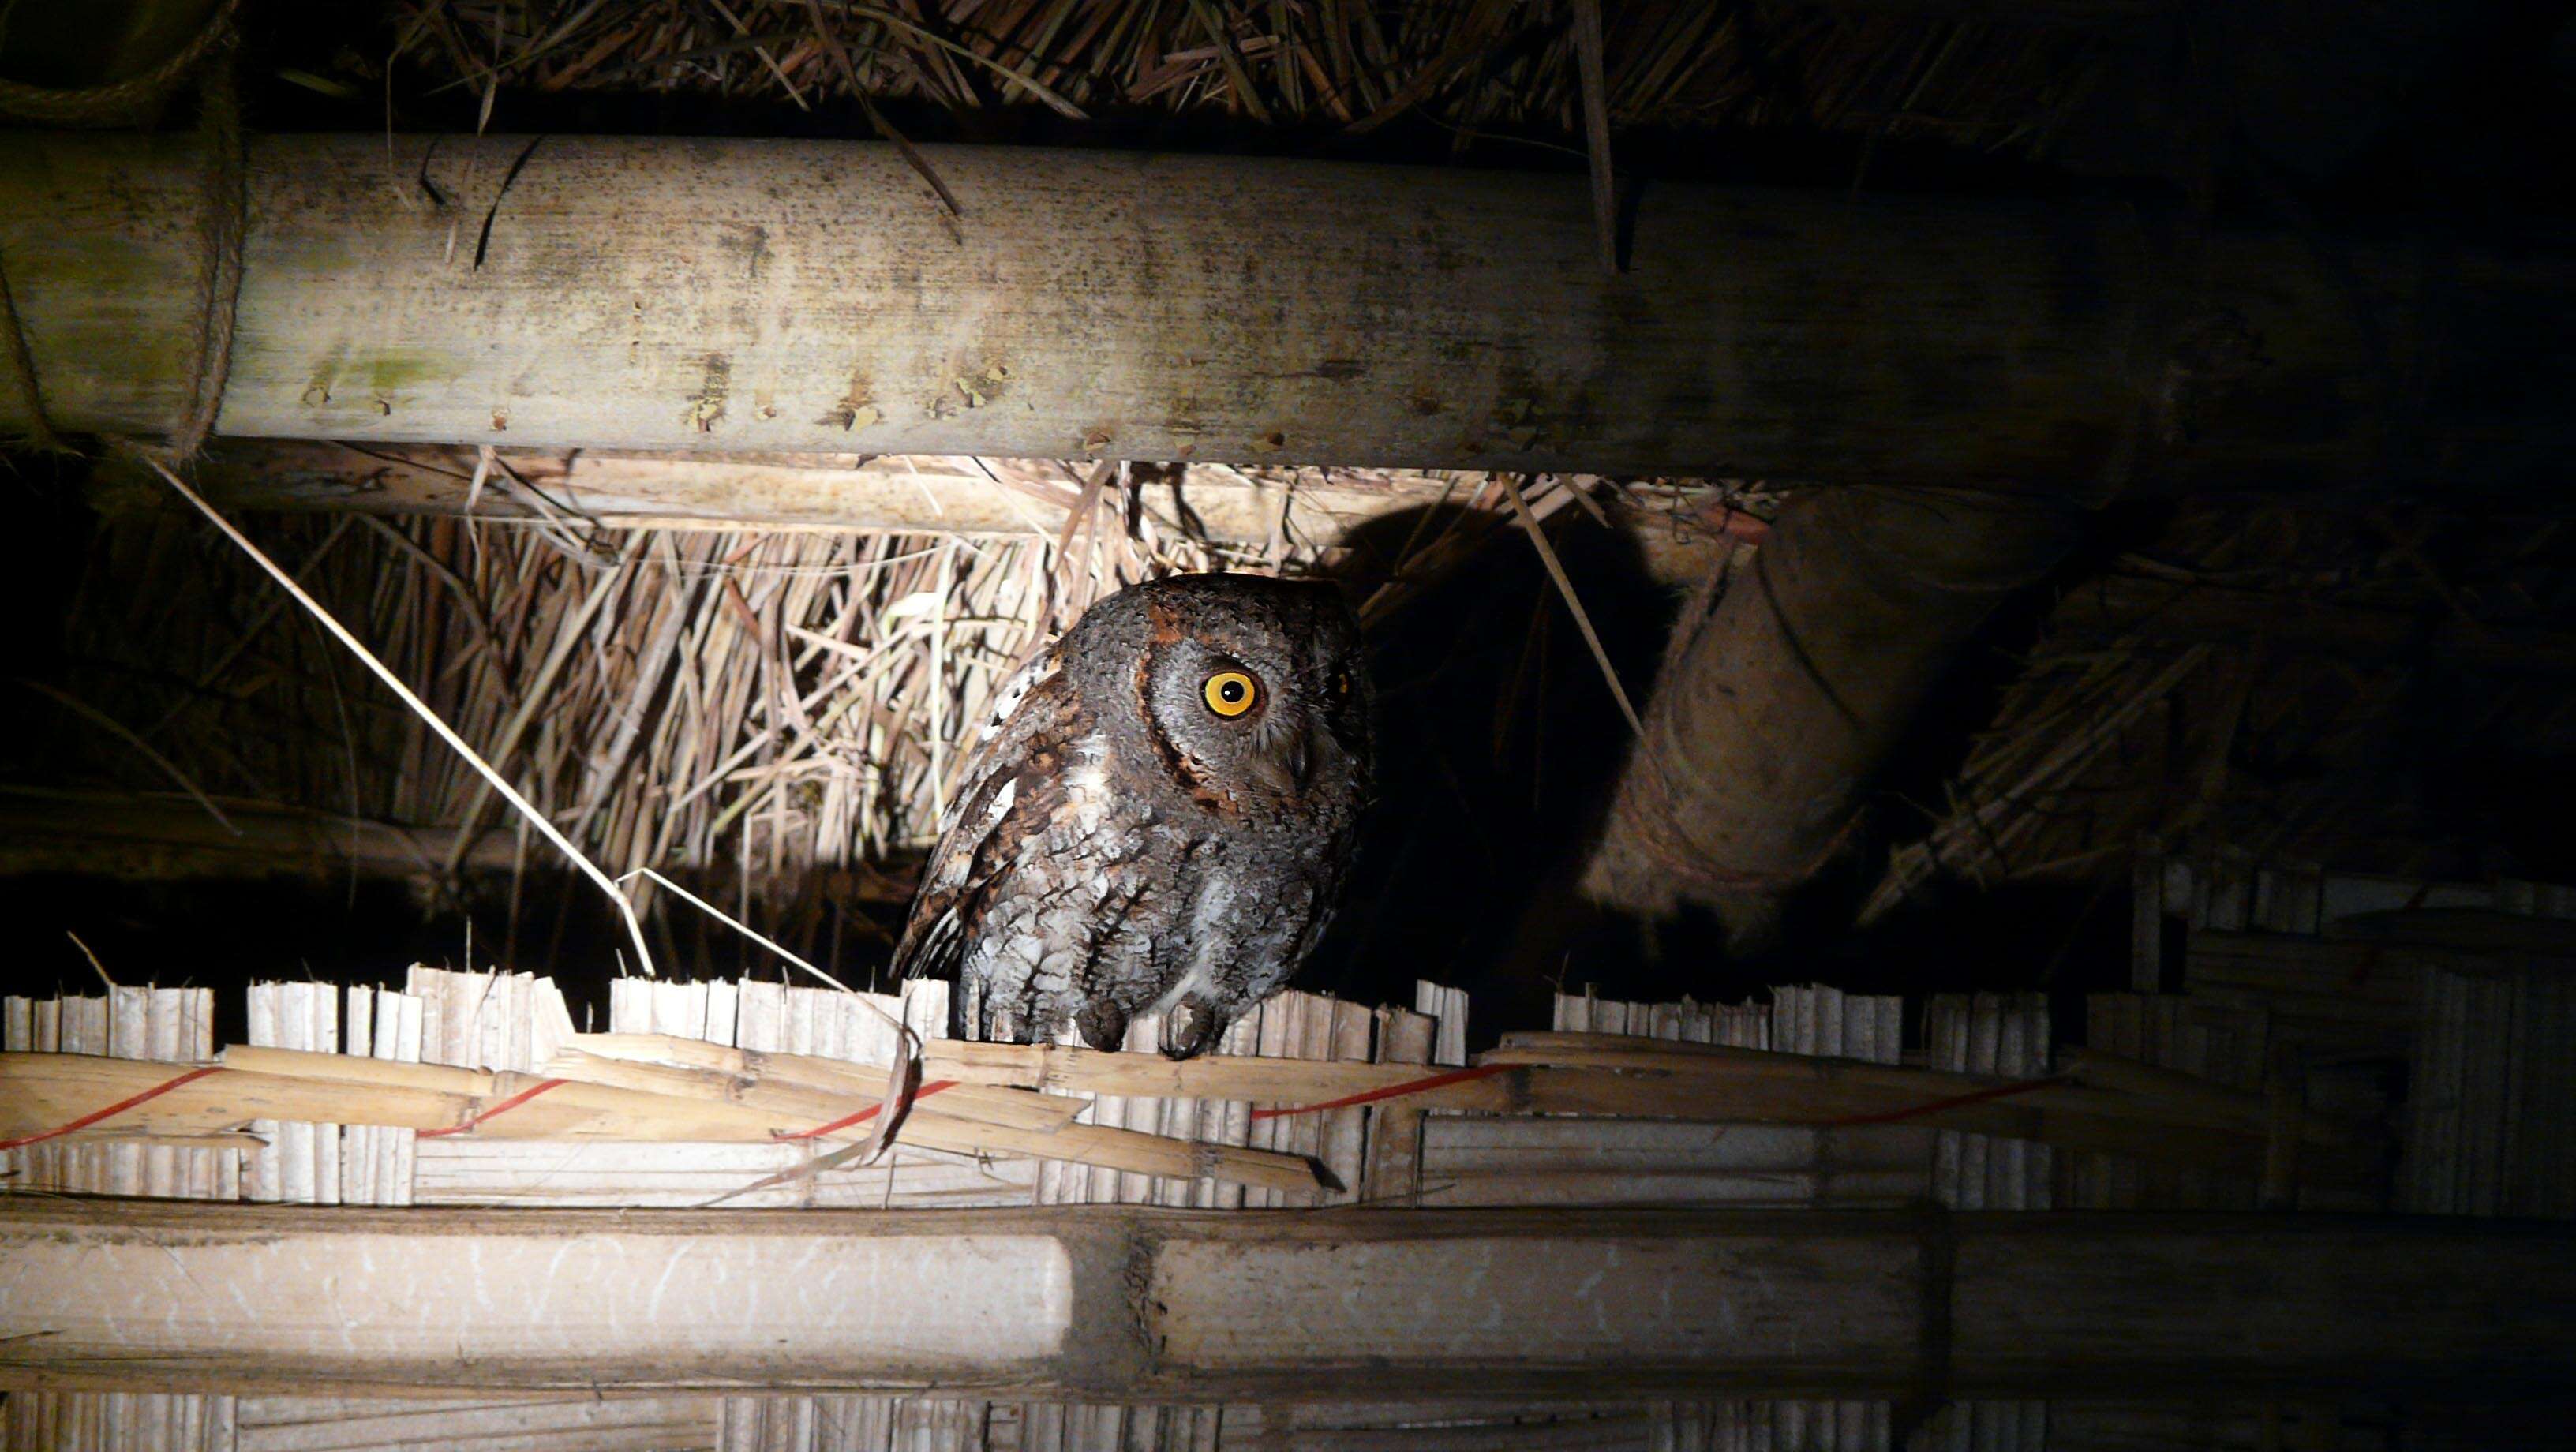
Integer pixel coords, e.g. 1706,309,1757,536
2073,993,2271,1211
1919,993,2054,1452
229,1395,721,1452
1536,986,1905,1452
2402,960,2576,1218
2186,932,2419,1059
2159,855,2576,939
245,981,341,1204
2,986,238,1452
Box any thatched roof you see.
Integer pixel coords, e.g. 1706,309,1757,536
1866,494,2576,921
346,0,2110,166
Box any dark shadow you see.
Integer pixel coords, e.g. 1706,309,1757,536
1299,502,1686,1027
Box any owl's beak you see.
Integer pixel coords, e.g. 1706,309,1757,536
1246,716,1316,798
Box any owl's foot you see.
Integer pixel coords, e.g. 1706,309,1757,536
1157,995,1227,1061
967,983,1035,1045
1075,999,1132,1052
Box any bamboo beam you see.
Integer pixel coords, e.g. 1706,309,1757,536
10,134,2570,490
1,1200,2567,1401
124,440,1729,581
155,442,1446,542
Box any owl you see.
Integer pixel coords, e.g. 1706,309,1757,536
890,573,1373,1059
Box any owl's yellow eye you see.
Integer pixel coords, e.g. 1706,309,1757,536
1202,670,1259,717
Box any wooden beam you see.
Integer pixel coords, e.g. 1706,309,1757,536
2,1200,2569,1401
11,134,2571,491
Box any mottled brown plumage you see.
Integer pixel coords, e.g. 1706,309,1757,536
891,574,1373,1057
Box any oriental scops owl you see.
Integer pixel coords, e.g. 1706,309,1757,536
890,573,1373,1058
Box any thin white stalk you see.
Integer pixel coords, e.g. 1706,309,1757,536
613,866,849,996
145,457,657,978
1503,473,1648,738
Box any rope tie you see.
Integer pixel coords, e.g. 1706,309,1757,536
0,0,245,464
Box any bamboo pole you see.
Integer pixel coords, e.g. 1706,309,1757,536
2,1199,2568,1401
10,134,2570,489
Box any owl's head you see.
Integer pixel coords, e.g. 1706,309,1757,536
1069,573,1372,814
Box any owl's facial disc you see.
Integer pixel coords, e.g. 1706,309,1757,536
1139,640,1324,810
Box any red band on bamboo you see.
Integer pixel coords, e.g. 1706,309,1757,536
778,1078,959,1141
1249,1063,1515,1120
0,1065,227,1151
1816,1074,2074,1128
416,1076,571,1139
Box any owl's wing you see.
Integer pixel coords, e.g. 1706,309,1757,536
888,653,1072,990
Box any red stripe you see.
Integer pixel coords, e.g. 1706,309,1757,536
778,1079,959,1141
1,1065,228,1151
1249,1063,1515,1120
1815,1075,2073,1127
1248,1062,2072,1127
416,1076,571,1138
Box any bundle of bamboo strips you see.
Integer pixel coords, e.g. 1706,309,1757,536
0,1042,1327,1194
0,1015,2383,1187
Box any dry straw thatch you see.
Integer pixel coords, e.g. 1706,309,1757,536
364,0,2110,161
1865,495,2576,918
33,453,1720,972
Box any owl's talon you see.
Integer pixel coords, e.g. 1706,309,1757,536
1076,1000,1132,1051
1159,996,1226,1060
